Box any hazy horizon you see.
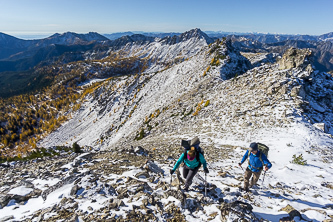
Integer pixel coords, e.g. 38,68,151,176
1,0,332,39
3,29,332,41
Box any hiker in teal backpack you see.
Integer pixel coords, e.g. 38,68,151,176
171,137,209,191
239,142,272,192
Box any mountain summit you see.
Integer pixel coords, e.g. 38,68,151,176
160,28,213,45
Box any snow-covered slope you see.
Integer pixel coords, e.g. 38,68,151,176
1,29,333,221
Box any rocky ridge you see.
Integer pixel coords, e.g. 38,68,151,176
1,31,333,221
39,39,333,152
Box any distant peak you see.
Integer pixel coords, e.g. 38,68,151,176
182,28,205,36
179,28,213,44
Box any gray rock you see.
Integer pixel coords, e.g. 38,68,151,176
135,171,150,179
291,85,306,98
0,216,14,222
279,204,304,221
278,48,312,70
70,185,79,196
68,214,79,222
19,180,34,189
311,102,326,113
0,195,10,209
144,160,164,174
107,199,124,209
314,123,329,133
219,201,257,221
134,146,148,156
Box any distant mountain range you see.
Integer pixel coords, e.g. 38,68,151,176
103,31,181,40
1,29,332,71
0,28,332,97
102,30,333,43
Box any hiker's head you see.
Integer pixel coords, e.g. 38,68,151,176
249,142,258,153
188,147,196,158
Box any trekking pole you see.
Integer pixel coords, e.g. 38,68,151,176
262,165,267,185
204,173,207,198
239,163,245,173
262,171,266,185
169,169,172,189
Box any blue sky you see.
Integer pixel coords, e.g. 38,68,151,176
1,0,332,37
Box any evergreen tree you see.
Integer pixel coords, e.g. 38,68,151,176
73,142,81,153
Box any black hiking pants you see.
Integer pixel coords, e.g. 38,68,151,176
182,165,199,188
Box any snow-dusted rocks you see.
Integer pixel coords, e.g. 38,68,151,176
2,29,333,221
278,48,312,70
1,138,333,221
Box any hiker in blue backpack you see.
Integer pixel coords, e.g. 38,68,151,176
170,137,208,191
239,142,272,192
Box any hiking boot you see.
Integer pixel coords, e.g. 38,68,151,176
182,185,189,192
239,187,249,192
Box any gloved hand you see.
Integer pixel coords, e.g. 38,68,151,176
264,166,269,171
170,169,175,175
238,163,242,167
204,168,209,174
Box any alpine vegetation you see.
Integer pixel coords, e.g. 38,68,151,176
0,28,333,221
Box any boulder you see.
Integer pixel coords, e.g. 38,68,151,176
279,204,303,220
70,185,79,196
278,48,312,70
0,195,10,209
218,171,227,178
171,177,182,186
134,146,148,156
144,160,164,174
0,216,14,222
164,190,186,204
314,123,329,133
135,171,150,179
219,201,257,221
290,85,306,98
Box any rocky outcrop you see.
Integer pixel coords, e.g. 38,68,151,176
219,201,259,221
278,47,312,70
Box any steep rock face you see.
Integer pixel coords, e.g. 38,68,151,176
301,71,333,133
275,48,333,133
219,40,252,79
278,47,312,70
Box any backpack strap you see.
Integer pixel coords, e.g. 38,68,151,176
196,152,200,161
183,150,188,162
248,150,264,170
259,152,264,166
183,149,202,167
